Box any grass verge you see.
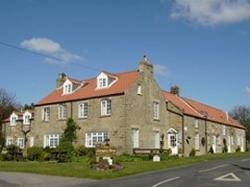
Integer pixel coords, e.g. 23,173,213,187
0,152,250,179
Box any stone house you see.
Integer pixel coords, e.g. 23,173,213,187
2,57,246,155
2,110,34,149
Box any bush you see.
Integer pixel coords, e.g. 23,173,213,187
222,145,228,153
6,145,22,160
236,146,241,152
27,147,43,161
209,146,214,154
56,141,75,162
114,153,146,162
75,145,95,157
189,149,196,157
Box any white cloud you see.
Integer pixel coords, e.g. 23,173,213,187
170,0,250,26
20,37,81,63
154,64,170,77
246,86,250,96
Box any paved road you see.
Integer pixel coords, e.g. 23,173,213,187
1,156,250,187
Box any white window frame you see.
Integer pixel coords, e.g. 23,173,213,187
30,136,34,147
101,99,111,116
137,84,142,95
222,125,226,136
132,128,139,148
97,72,109,89
44,134,60,148
85,132,108,148
78,102,88,118
154,131,160,149
58,104,67,120
195,134,200,150
6,137,13,146
217,136,221,145
194,119,199,129
17,138,25,149
10,113,18,126
231,136,234,146
42,106,50,121
23,111,32,125
153,101,160,120
63,79,73,94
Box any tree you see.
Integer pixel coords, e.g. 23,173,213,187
61,118,80,143
230,106,250,143
0,88,20,150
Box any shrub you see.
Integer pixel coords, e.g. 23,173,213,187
209,146,214,154
6,145,22,160
75,145,95,157
236,146,241,152
222,145,228,153
189,148,196,157
27,147,43,161
56,141,75,162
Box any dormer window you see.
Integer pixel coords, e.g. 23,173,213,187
10,113,18,126
99,78,107,88
97,72,109,89
23,111,32,125
63,79,73,94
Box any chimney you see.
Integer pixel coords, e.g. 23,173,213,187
226,112,229,121
170,85,180,96
138,55,154,76
56,72,67,88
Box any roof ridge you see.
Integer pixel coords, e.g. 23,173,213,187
177,96,203,117
184,97,224,113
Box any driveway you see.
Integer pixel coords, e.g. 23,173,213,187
1,156,250,187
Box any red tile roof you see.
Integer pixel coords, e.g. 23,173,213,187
36,70,139,106
162,91,245,129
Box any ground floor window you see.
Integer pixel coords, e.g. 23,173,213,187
17,138,25,149
44,134,60,148
154,131,160,149
195,134,200,150
85,132,108,147
6,137,13,146
131,128,139,148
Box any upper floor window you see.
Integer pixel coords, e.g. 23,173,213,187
42,107,50,121
153,101,160,120
101,99,111,116
97,72,109,89
10,113,18,126
63,79,73,94
194,119,199,128
137,84,142,95
23,111,32,125
79,102,88,118
222,125,226,135
58,104,67,120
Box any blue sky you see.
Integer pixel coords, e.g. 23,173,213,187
0,0,250,111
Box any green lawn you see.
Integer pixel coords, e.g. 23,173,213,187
0,152,250,179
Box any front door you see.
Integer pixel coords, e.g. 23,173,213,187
167,128,178,155
212,136,216,153
227,136,231,153
154,131,160,149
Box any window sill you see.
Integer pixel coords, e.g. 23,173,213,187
100,114,111,118
58,119,67,121
78,117,88,120
153,118,160,122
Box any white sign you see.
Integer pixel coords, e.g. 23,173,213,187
153,155,160,162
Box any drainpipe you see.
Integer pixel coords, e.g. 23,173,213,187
205,116,208,153
182,111,185,157
70,102,73,118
